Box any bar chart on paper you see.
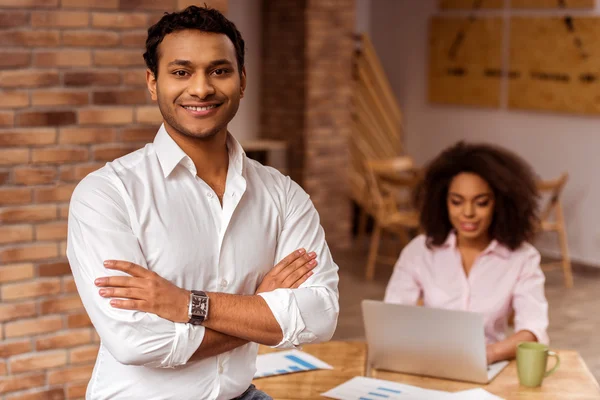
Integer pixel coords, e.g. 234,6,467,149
254,350,333,378
322,377,453,400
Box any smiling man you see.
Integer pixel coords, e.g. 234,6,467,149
66,6,340,400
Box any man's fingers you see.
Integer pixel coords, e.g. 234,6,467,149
99,287,148,300
109,299,148,312
103,260,152,278
94,276,146,288
291,271,314,288
281,258,317,287
277,252,316,281
271,248,306,274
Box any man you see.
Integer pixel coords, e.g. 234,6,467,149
67,6,339,400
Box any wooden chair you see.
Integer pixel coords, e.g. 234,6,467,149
363,157,421,280
536,172,573,288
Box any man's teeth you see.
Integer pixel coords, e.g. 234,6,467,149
184,105,217,111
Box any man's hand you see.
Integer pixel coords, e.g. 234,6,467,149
95,260,190,323
255,248,317,294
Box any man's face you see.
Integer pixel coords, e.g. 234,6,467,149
146,29,246,141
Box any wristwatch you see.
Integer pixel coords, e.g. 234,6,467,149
188,290,209,325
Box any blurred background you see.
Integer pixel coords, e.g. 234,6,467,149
1,0,600,398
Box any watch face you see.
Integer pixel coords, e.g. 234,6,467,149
191,295,208,317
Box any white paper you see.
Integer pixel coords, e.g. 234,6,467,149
448,389,504,400
254,349,333,379
321,376,454,400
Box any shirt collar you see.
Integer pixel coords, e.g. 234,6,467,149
441,231,511,259
154,124,246,178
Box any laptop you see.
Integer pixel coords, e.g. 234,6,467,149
361,300,509,384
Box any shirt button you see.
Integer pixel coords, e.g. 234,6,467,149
207,192,213,198
220,279,228,288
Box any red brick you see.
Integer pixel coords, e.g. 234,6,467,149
93,144,139,161
32,148,88,164
0,111,15,126
61,0,118,8
93,89,147,105
35,184,77,203
0,244,58,264
14,167,56,185
120,126,157,142
62,276,77,293
5,316,63,339
179,0,227,11
0,31,60,47
0,301,36,323
0,70,59,88
59,241,67,258
61,30,119,47
67,312,91,329
0,0,58,7
0,263,35,283
6,388,65,400
0,372,45,395
94,49,144,67
0,188,32,205
79,108,133,125
120,0,175,9
92,12,147,29
0,92,29,109
66,382,86,399
122,69,147,87
0,226,34,245
38,261,70,277
69,344,99,364
48,363,94,385
64,71,120,87
0,170,9,184
0,149,29,165
32,90,88,107
0,11,30,28
0,51,31,69
35,50,92,67
40,295,83,316
17,111,76,127
0,339,33,358
10,350,67,374
135,106,162,124
59,127,116,144
36,221,67,241
120,30,147,47
36,329,90,352
59,204,69,219
91,331,100,343
0,361,6,375
31,11,89,28
0,129,57,148
0,205,56,224
60,163,103,181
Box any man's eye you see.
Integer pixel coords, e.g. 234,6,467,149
213,68,229,76
173,70,189,77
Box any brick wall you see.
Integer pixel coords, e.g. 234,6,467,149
261,0,355,248
0,1,225,399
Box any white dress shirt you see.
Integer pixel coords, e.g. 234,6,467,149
66,125,340,400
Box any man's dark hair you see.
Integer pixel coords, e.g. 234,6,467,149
143,5,245,77
416,141,540,250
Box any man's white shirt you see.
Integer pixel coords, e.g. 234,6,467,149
66,125,340,399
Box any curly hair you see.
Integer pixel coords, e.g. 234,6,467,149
416,141,540,250
143,5,245,77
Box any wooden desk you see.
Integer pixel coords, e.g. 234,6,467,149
253,342,600,400
374,350,600,399
252,341,366,400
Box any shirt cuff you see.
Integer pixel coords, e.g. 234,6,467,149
161,323,206,368
515,324,549,346
258,289,310,349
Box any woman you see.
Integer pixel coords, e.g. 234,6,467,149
384,141,549,364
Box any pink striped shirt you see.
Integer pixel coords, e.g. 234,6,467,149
384,233,549,345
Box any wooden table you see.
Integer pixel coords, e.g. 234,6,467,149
253,341,366,399
253,341,600,399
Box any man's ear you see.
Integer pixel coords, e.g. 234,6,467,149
240,66,247,98
146,69,158,101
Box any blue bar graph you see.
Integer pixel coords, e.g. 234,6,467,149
284,354,318,370
368,393,389,398
289,365,302,372
359,398,374,400
378,387,402,394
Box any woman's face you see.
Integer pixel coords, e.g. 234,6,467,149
447,172,495,244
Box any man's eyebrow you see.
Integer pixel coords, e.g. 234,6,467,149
167,59,193,68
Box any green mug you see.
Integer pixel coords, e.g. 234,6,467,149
516,342,560,387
